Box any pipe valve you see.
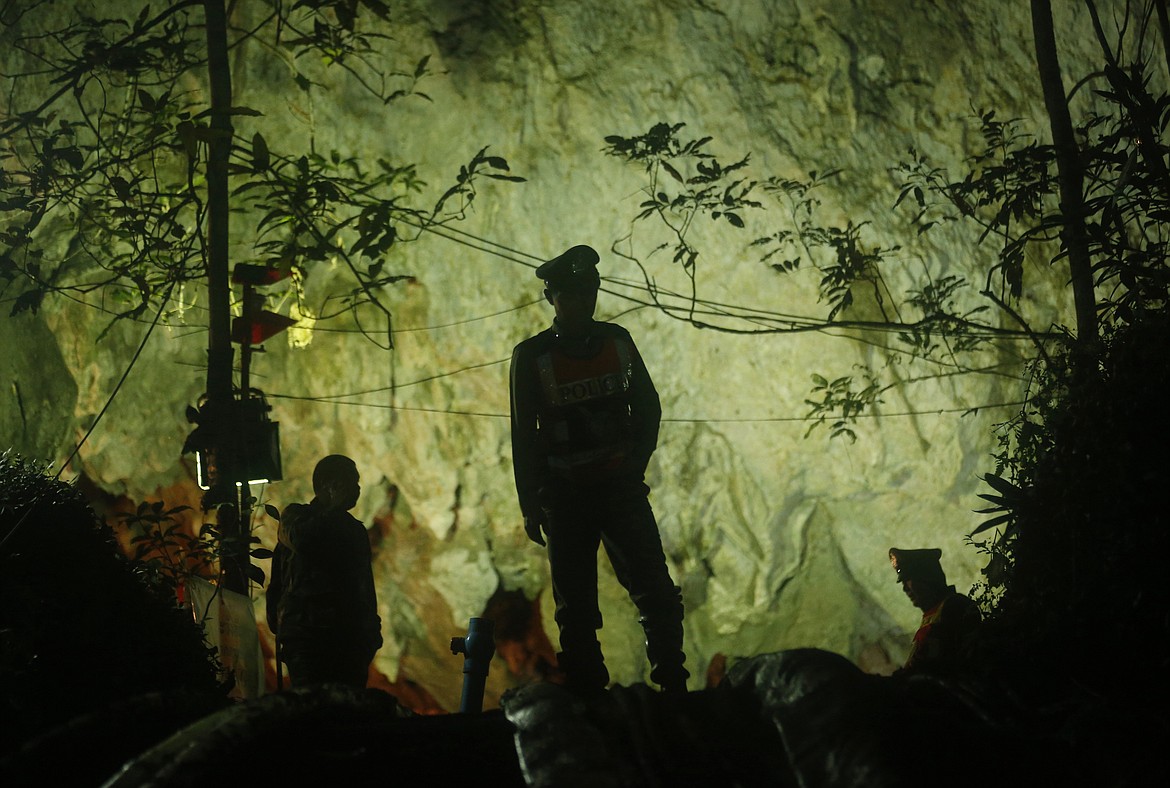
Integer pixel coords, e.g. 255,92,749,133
450,617,495,713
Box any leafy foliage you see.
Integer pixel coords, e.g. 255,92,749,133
605,125,1018,438
0,1,523,601
121,499,274,596
754,171,903,323
940,7,1170,701
123,501,210,592
967,313,1170,694
898,275,991,357
803,370,884,442
602,6,1168,460
600,8,1170,711
602,122,761,313
0,452,223,751
0,1,521,339
0,5,206,321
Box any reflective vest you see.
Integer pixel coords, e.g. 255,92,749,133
534,335,635,481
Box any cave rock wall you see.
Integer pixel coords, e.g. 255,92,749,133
0,0,1127,710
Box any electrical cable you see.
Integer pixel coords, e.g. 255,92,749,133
0,281,176,554
1,220,1050,344
55,281,177,480
267,387,1026,424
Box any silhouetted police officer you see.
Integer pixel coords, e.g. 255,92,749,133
509,245,689,695
889,547,981,674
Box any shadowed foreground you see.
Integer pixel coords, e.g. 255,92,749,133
5,648,1148,788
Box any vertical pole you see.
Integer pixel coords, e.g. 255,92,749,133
1030,0,1097,345
203,0,249,596
217,501,247,594
240,283,254,400
236,283,256,596
450,617,495,713
203,0,233,411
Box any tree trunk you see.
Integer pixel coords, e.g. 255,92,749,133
1154,0,1170,77
203,0,247,594
1031,0,1097,345
204,0,233,409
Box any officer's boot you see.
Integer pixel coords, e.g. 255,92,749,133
556,635,609,697
640,588,689,693
644,620,689,694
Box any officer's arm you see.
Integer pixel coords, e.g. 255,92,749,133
509,343,545,521
626,336,662,475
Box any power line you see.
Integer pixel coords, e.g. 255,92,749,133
267,393,508,419
266,386,1026,424
264,336,1025,413
1,281,175,555
7,248,1032,402
3,215,1052,345
55,282,176,477
0,287,544,336
296,357,509,399
398,216,546,267
4,195,1042,432
357,299,545,333
407,221,1050,342
662,400,1027,424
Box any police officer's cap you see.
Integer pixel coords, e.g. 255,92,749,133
888,547,945,584
536,245,601,291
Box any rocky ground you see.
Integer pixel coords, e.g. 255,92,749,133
5,649,1162,788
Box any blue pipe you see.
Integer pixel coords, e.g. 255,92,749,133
450,617,495,713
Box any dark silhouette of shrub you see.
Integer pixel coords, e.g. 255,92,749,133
0,452,224,755
974,310,1170,702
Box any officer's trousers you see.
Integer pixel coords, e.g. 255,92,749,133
543,481,688,692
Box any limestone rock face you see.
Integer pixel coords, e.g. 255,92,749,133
0,1,1131,709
